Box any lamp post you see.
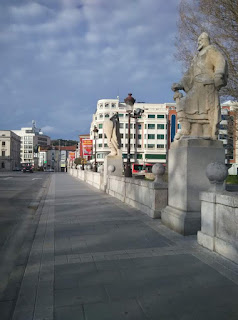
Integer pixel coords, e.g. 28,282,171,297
93,125,99,172
124,93,145,177
124,93,136,177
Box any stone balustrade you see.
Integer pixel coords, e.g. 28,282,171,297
197,191,238,264
68,167,167,219
197,162,238,264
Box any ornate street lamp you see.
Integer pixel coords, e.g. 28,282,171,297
93,125,99,172
124,93,144,177
124,93,136,177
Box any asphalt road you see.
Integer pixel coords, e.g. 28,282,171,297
0,171,52,317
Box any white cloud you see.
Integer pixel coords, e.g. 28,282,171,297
9,2,49,18
0,0,181,139
41,126,57,134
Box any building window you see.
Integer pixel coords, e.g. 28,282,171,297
105,103,109,108
104,143,108,147
137,144,142,148
138,134,142,139
219,124,227,130
157,124,164,129
1,162,5,168
2,141,5,146
120,123,124,128
2,151,5,156
221,115,228,120
126,124,133,129
148,124,155,129
125,134,133,139
121,134,124,138
118,114,124,117
137,154,143,159
157,144,164,148
157,134,165,139
171,114,176,142
105,114,110,118
145,154,166,159
219,134,227,139
148,134,155,139
148,144,155,148
148,115,155,118
99,134,103,138
157,115,164,119
112,103,116,108
99,104,103,108
98,124,103,129
137,124,142,130
98,144,102,148
145,124,147,129
99,114,103,118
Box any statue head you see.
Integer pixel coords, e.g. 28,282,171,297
197,32,210,51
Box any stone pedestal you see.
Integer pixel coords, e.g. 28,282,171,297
161,139,225,235
104,150,123,187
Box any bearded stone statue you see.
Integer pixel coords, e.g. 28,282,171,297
172,32,228,140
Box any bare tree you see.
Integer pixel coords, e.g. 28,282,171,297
175,0,238,99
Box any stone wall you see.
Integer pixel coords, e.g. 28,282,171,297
68,168,167,219
197,191,238,264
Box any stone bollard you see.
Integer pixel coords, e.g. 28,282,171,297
206,162,228,192
152,163,165,186
108,165,116,174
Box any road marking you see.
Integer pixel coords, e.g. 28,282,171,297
4,177,13,180
32,178,43,180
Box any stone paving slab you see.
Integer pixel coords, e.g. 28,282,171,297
8,173,238,320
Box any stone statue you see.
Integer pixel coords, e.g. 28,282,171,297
172,32,228,140
104,112,121,156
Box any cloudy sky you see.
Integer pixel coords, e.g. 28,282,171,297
0,0,182,140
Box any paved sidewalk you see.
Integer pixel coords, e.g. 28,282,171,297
10,173,238,319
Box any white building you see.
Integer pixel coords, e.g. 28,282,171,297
13,121,51,167
90,98,175,168
0,130,21,171
38,148,58,170
220,101,238,175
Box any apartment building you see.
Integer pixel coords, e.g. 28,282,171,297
220,101,238,175
38,145,77,171
0,130,21,171
13,121,50,167
90,98,176,167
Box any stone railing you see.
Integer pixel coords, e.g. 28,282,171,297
68,167,168,219
107,175,167,218
197,162,238,264
197,192,238,264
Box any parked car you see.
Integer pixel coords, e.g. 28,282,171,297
22,165,33,173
